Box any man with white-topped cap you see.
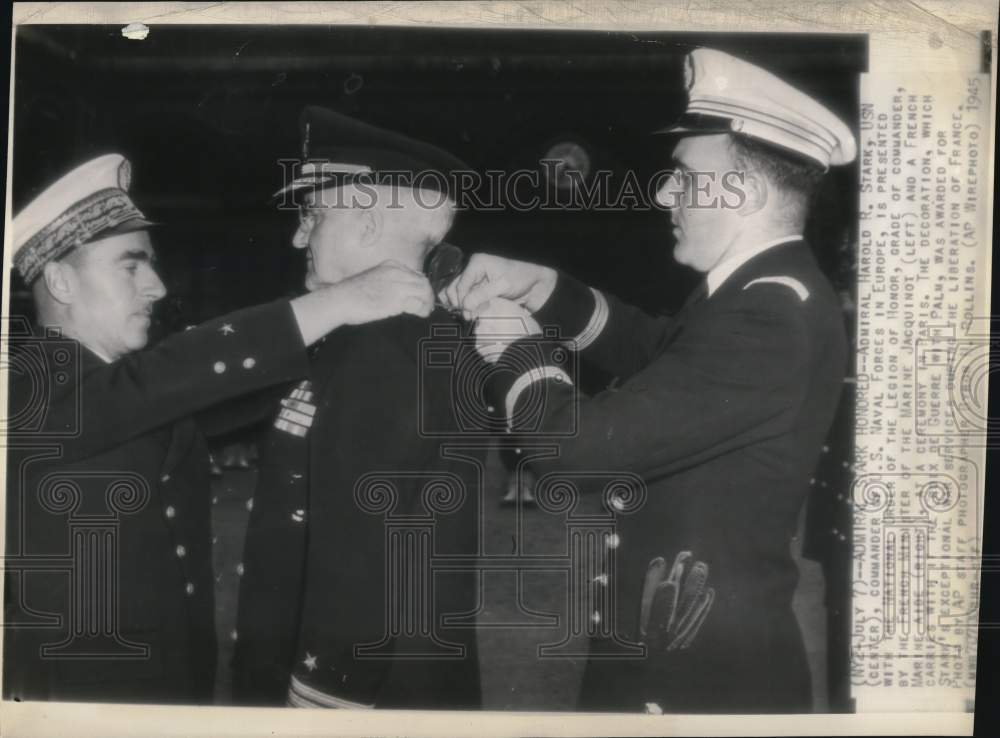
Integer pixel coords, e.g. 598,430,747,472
3,153,434,703
443,47,856,711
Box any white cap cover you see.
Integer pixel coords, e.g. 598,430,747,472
12,153,153,282
662,48,857,169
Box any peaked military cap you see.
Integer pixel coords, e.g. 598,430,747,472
659,48,857,170
11,154,156,283
274,106,469,200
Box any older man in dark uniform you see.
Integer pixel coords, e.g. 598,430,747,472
232,108,482,709
3,153,436,704
444,48,856,712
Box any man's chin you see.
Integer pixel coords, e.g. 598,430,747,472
305,269,350,292
673,241,709,272
673,242,693,267
118,335,149,357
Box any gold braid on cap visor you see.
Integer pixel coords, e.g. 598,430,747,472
16,189,147,283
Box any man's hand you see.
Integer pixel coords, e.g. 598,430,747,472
330,260,435,325
639,551,715,653
472,297,541,363
290,260,434,346
441,254,558,320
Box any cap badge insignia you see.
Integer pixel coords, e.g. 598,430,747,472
117,159,132,190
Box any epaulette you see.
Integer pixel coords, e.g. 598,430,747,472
742,276,810,302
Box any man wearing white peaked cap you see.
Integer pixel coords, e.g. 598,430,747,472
4,152,435,703
663,47,856,169
12,154,155,285
442,47,857,712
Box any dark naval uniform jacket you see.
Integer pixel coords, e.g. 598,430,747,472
486,240,847,713
3,301,309,704
232,309,482,709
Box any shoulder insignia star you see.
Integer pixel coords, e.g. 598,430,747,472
220,323,235,335
303,652,318,671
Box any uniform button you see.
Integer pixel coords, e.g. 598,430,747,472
165,506,176,519
822,445,830,453
245,498,254,512
591,611,601,625
838,534,847,541
514,447,522,455
185,582,195,595
236,563,245,576
160,473,171,483
486,405,495,413
213,361,226,374
606,533,620,549
242,357,256,369
230,629,239,642
175,545,186,558
212,536,218,545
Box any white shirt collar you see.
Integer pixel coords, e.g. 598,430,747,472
705,234,802,297
83,343,114,364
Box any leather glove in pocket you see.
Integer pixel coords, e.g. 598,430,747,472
638,551,715,652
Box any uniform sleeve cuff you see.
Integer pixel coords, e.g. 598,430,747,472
503,366,572,426
533,273,609,350
484,337,574,428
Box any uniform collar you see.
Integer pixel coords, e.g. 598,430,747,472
33,321,114,364
706,234,803,297
83,344,115,364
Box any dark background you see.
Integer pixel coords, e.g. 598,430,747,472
11,26,863,328
8,24,869,712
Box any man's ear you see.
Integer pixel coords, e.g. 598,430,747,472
41,260,75,305
739,171,769,217
358,207,382,248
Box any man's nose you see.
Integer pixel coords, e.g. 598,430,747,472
145,268,167,301
656,173,684,211
292,224,310,249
